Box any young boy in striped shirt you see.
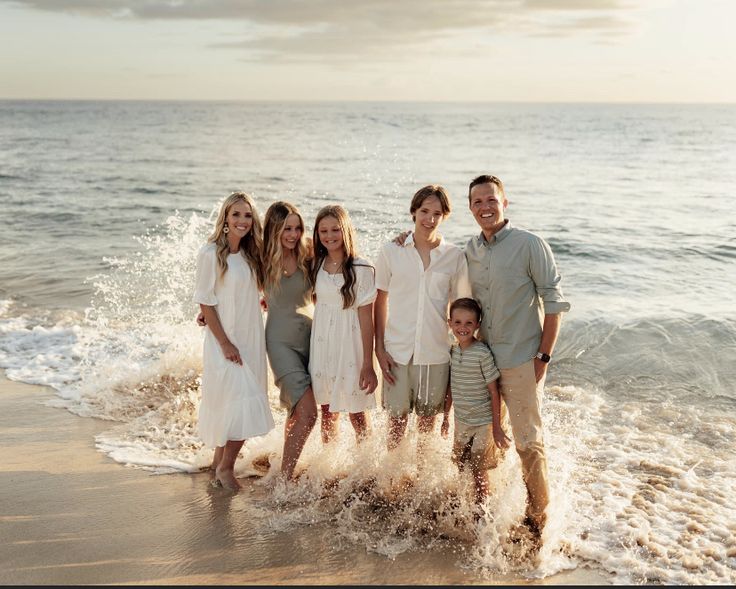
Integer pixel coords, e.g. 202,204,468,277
442,297,510,507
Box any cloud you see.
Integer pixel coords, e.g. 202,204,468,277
4,0,643,60
527,14,635,38
522,0,630,10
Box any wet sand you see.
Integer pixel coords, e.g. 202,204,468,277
0,372,612,585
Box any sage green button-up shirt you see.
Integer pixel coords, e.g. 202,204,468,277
464,221,570,370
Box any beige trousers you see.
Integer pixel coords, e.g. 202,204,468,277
498,359,549,529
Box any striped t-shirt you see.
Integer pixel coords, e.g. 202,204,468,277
450,340,500,426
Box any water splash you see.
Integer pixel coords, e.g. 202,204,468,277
2,209,736,584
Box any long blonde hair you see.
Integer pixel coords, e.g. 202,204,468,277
208,192,264,288
262,201,310,292
311,205,372,309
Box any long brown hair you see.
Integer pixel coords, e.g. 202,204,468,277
262,201,310,292
311,205,372,309
208,192,264,287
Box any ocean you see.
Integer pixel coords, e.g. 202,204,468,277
1,100,734,583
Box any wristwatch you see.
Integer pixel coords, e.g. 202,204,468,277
535,352,551,363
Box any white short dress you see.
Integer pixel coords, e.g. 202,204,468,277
309,258,377,413
192,243,274,447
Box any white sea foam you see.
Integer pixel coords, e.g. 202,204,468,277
0,301,85,388
1,212,735,584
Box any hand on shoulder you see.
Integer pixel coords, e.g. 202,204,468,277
392,230,412,246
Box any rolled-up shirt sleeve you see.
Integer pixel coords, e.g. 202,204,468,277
529,237,570,315
192,245,218,306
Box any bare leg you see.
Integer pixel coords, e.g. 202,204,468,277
320,405,340,444
282,387,318,480
215,440,245,491
348,412,369,443
471,463,490,507
210,446,224,471
412,414,437,473
417,414,436,434
416,414,436,452
387,414,408,451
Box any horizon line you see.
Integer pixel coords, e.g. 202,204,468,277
1,97,735,106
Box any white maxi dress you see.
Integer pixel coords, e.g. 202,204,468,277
309,258,377,413
192,244,274,447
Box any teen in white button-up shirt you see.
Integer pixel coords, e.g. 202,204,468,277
375,234,471,365
374,185,473,451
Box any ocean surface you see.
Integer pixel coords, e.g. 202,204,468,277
1,100,734,584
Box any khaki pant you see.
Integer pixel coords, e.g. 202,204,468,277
498,359,549,529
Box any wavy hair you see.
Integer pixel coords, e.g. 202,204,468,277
311,205,373,309
208,192,264,288
262,201,310,292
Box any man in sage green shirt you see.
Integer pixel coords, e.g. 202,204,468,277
465,174,570,542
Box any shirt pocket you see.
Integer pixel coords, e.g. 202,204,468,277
493,263,530,288
428,271,451,301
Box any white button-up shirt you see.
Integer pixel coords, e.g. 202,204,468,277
375,234,471,366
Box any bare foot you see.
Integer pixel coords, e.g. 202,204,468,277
504,517,543,559
215,466,242,491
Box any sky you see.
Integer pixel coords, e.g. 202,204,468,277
0,0,734,102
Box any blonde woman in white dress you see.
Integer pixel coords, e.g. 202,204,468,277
308,205,378,443
192,192,274,490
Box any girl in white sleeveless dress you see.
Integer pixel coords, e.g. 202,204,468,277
309,205,378,443
192,192,274,490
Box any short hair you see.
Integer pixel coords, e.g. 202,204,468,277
449,297,483,323
410,184,451,220
468,175,505,203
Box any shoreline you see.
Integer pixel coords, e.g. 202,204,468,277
0,371,613,585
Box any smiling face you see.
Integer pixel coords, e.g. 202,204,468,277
413,195,446,238
469,182,508,237
225,200,253,240
280,213,303,251
316,215,344,256
449,307,480,346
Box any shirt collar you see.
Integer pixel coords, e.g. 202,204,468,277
477,219,512,246
405,233,447,250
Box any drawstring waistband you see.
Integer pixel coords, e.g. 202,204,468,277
417,363,431,407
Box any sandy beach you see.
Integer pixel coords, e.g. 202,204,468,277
0,371,613,585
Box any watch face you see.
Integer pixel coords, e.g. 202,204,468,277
537,352,551,363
